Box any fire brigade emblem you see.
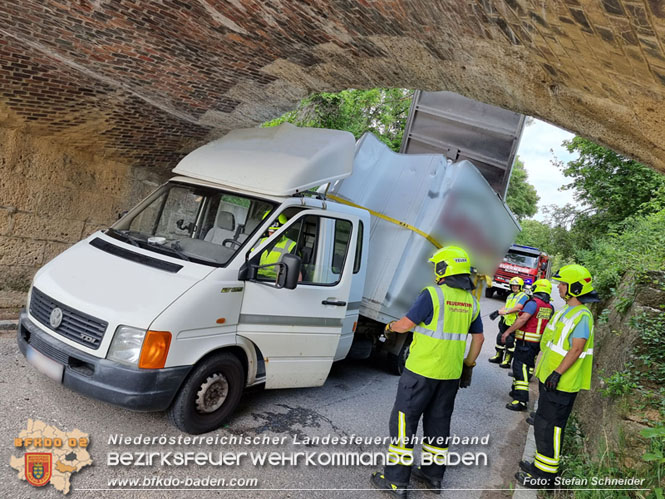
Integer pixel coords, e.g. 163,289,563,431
25,453,52,487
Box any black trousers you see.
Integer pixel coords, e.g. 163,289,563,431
511,341,540,403
384,368,459,486
494,320,515,351
533,382,577,478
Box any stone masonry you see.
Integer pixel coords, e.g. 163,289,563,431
2,0,665,302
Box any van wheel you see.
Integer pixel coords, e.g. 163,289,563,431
168,352,244,434
485,287,494,298
387,333,412,376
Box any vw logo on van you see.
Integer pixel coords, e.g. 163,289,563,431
49,308,63,329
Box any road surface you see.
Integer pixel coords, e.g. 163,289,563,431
0,293,552,498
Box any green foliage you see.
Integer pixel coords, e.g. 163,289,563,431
549,416,664,499
576,208,665,297
263,88,413,151
548,416,628,499
641,426,665,495
600,368,641,398
558,137,665,229
515,219,550,249
517,138,665,301
506,157,540,221
630,312,665,385
597,308,611,325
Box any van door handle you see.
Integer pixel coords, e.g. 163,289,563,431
322,300,347,306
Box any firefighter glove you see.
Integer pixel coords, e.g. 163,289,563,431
384,321,396,340
489,310,499,320
460,362,475,388
544,371,561,391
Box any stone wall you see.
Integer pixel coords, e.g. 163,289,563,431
0,126,165,314
573,271,665,474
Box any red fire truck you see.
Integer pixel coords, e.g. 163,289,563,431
486,244,551,298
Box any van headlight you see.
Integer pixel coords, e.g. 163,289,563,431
107,326,146,366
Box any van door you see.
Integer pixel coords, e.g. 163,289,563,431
237,210,358,389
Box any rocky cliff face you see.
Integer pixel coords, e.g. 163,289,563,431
573,270,665,479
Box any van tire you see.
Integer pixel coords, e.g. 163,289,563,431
387,333,412,376
167,352,244,434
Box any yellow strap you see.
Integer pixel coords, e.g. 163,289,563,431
328,194,443,248
472,273,492,302
328,193,491,303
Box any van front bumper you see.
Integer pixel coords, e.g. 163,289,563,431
17,310,191,412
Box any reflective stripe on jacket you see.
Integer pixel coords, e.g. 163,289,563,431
535,304,594,392
515,296,554,343
405,284,479,380
258,237,296,278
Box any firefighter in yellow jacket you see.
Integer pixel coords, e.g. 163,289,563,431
501,279,554,411
489,277,529,368
256,212,296,280
370,246,484,497
515,264,600,488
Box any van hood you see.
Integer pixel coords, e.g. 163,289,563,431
31,232,213,356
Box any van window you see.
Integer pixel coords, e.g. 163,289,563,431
353,221,363,274
111,182,274,267
257,215,352,286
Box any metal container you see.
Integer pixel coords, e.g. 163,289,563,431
329,133,520,322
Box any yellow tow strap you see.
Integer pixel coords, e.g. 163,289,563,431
327,193,490,302
327,194,443,249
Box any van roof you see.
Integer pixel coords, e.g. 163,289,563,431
172,123,355,197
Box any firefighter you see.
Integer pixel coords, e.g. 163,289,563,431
370,246,484,497
256,212,296,279
515,264,600,488
501,279,554,411
488,277,529,368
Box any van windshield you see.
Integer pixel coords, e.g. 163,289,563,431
110,182,275,266
503,251,539,269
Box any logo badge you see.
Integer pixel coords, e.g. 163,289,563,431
49,308,63,329
25,453,52,487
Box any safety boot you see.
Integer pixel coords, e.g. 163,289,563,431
506,400,527,411
516,461,554,489
499,351,513,368
488,349,503,364
371,472,408,498
411,466,441,494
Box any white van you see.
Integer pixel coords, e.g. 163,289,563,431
18,124,518,434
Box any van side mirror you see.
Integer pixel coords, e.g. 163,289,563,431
238,260,256,281
277,254,301,290
238,253,300,290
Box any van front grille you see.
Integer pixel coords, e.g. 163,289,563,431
29,288,107,350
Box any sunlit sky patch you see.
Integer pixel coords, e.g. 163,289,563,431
515,118,578,222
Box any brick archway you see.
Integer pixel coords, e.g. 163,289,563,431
1,1,665,299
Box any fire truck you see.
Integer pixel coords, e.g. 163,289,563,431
486,244,551,299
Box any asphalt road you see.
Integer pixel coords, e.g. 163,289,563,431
0,294,550,498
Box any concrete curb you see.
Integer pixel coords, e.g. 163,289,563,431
512,413,538,497
0,319,18,332
513,395,538,498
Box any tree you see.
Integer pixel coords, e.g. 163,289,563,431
263,88,413,152
557,136,665,227
506,157,539,221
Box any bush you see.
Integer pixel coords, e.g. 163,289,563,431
577,208,665,298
